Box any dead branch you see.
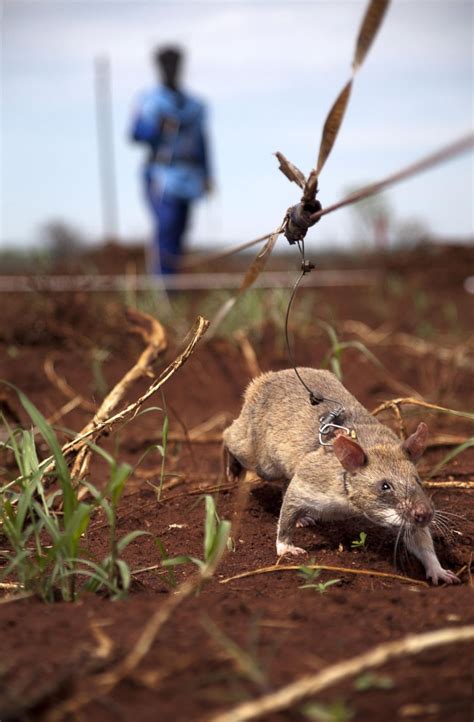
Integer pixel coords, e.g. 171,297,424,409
423,480,474,490
340,320,474,373
70,309,168,483
234,331,261,378
44,355,97,412
427,434,471,448
220,563,429,587
372,397,474,422
132,412,230,447
0,581,22,590
38,316,208,482
45,396,83,425
207,625,474,722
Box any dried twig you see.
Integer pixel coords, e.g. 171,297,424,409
71,309,168,483
39,316,207,480
220,563,429,587
46,396,83,426
234,331,261,378
44,355,96,412
423,480,474,490
207,625,474,722
372,397,474,422
427,434,472,448
0,581,22,590
340,320,474,373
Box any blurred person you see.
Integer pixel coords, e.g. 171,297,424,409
130,46,213,275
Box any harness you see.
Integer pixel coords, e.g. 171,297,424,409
317,404,358,447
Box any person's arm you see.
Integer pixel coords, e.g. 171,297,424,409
197,106,213,191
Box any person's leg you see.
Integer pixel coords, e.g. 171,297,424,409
144,175,191,274
157,197,190,274
144,175,164,274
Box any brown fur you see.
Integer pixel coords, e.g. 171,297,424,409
223,369,459,585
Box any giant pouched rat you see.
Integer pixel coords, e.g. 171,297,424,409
223,368,460,585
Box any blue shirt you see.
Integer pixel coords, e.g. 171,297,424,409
130,85,211,201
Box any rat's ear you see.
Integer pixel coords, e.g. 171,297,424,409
402,422,428,463
333,435,367,473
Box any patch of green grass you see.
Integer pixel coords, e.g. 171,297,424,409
354,672,393,691
298,562,341,594
161,494,231,575
302,699,354,722
351,531,367,549
318,321,382,381
202,616,268,690
0,386,145,601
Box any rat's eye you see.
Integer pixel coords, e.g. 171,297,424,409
379,480,393,493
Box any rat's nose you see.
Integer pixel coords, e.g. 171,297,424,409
413,503,433,526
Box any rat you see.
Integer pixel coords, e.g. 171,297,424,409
223,368,460,585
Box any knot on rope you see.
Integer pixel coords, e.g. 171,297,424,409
284,199,322,244
301,259,315,274
309,391,324,406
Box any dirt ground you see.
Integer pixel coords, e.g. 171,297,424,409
0,242,473,722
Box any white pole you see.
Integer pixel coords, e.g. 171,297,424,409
94,55,119,241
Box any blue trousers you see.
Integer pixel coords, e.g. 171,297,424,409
145,178,190,275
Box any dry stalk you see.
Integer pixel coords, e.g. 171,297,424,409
0,581,22,590
41,316,208,478
206,625,474,722
46,396,83,426
234,331,261,378
340,320,474,373
220,564,429,587
372,397,474,422
427,434,471,448
423,480,474,490
137,412,229,446
70,308,168,482
44,355,96,412
391,402,407,439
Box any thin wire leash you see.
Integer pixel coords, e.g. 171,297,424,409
283,236,348,445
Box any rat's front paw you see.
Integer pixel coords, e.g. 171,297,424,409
276,541,307,557
427,567,461,585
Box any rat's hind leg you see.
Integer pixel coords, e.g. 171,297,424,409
222,444,245,483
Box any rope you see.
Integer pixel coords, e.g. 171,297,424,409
181,132,474,270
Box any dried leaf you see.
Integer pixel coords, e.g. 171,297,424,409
314,80,352,178
239,229,281,291
274,152,306,189
353,0,391,71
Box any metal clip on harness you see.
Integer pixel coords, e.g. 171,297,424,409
319,421,351,447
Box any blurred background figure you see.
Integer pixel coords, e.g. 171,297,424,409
130,46,213,275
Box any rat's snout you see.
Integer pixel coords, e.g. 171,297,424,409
412,501,434,526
